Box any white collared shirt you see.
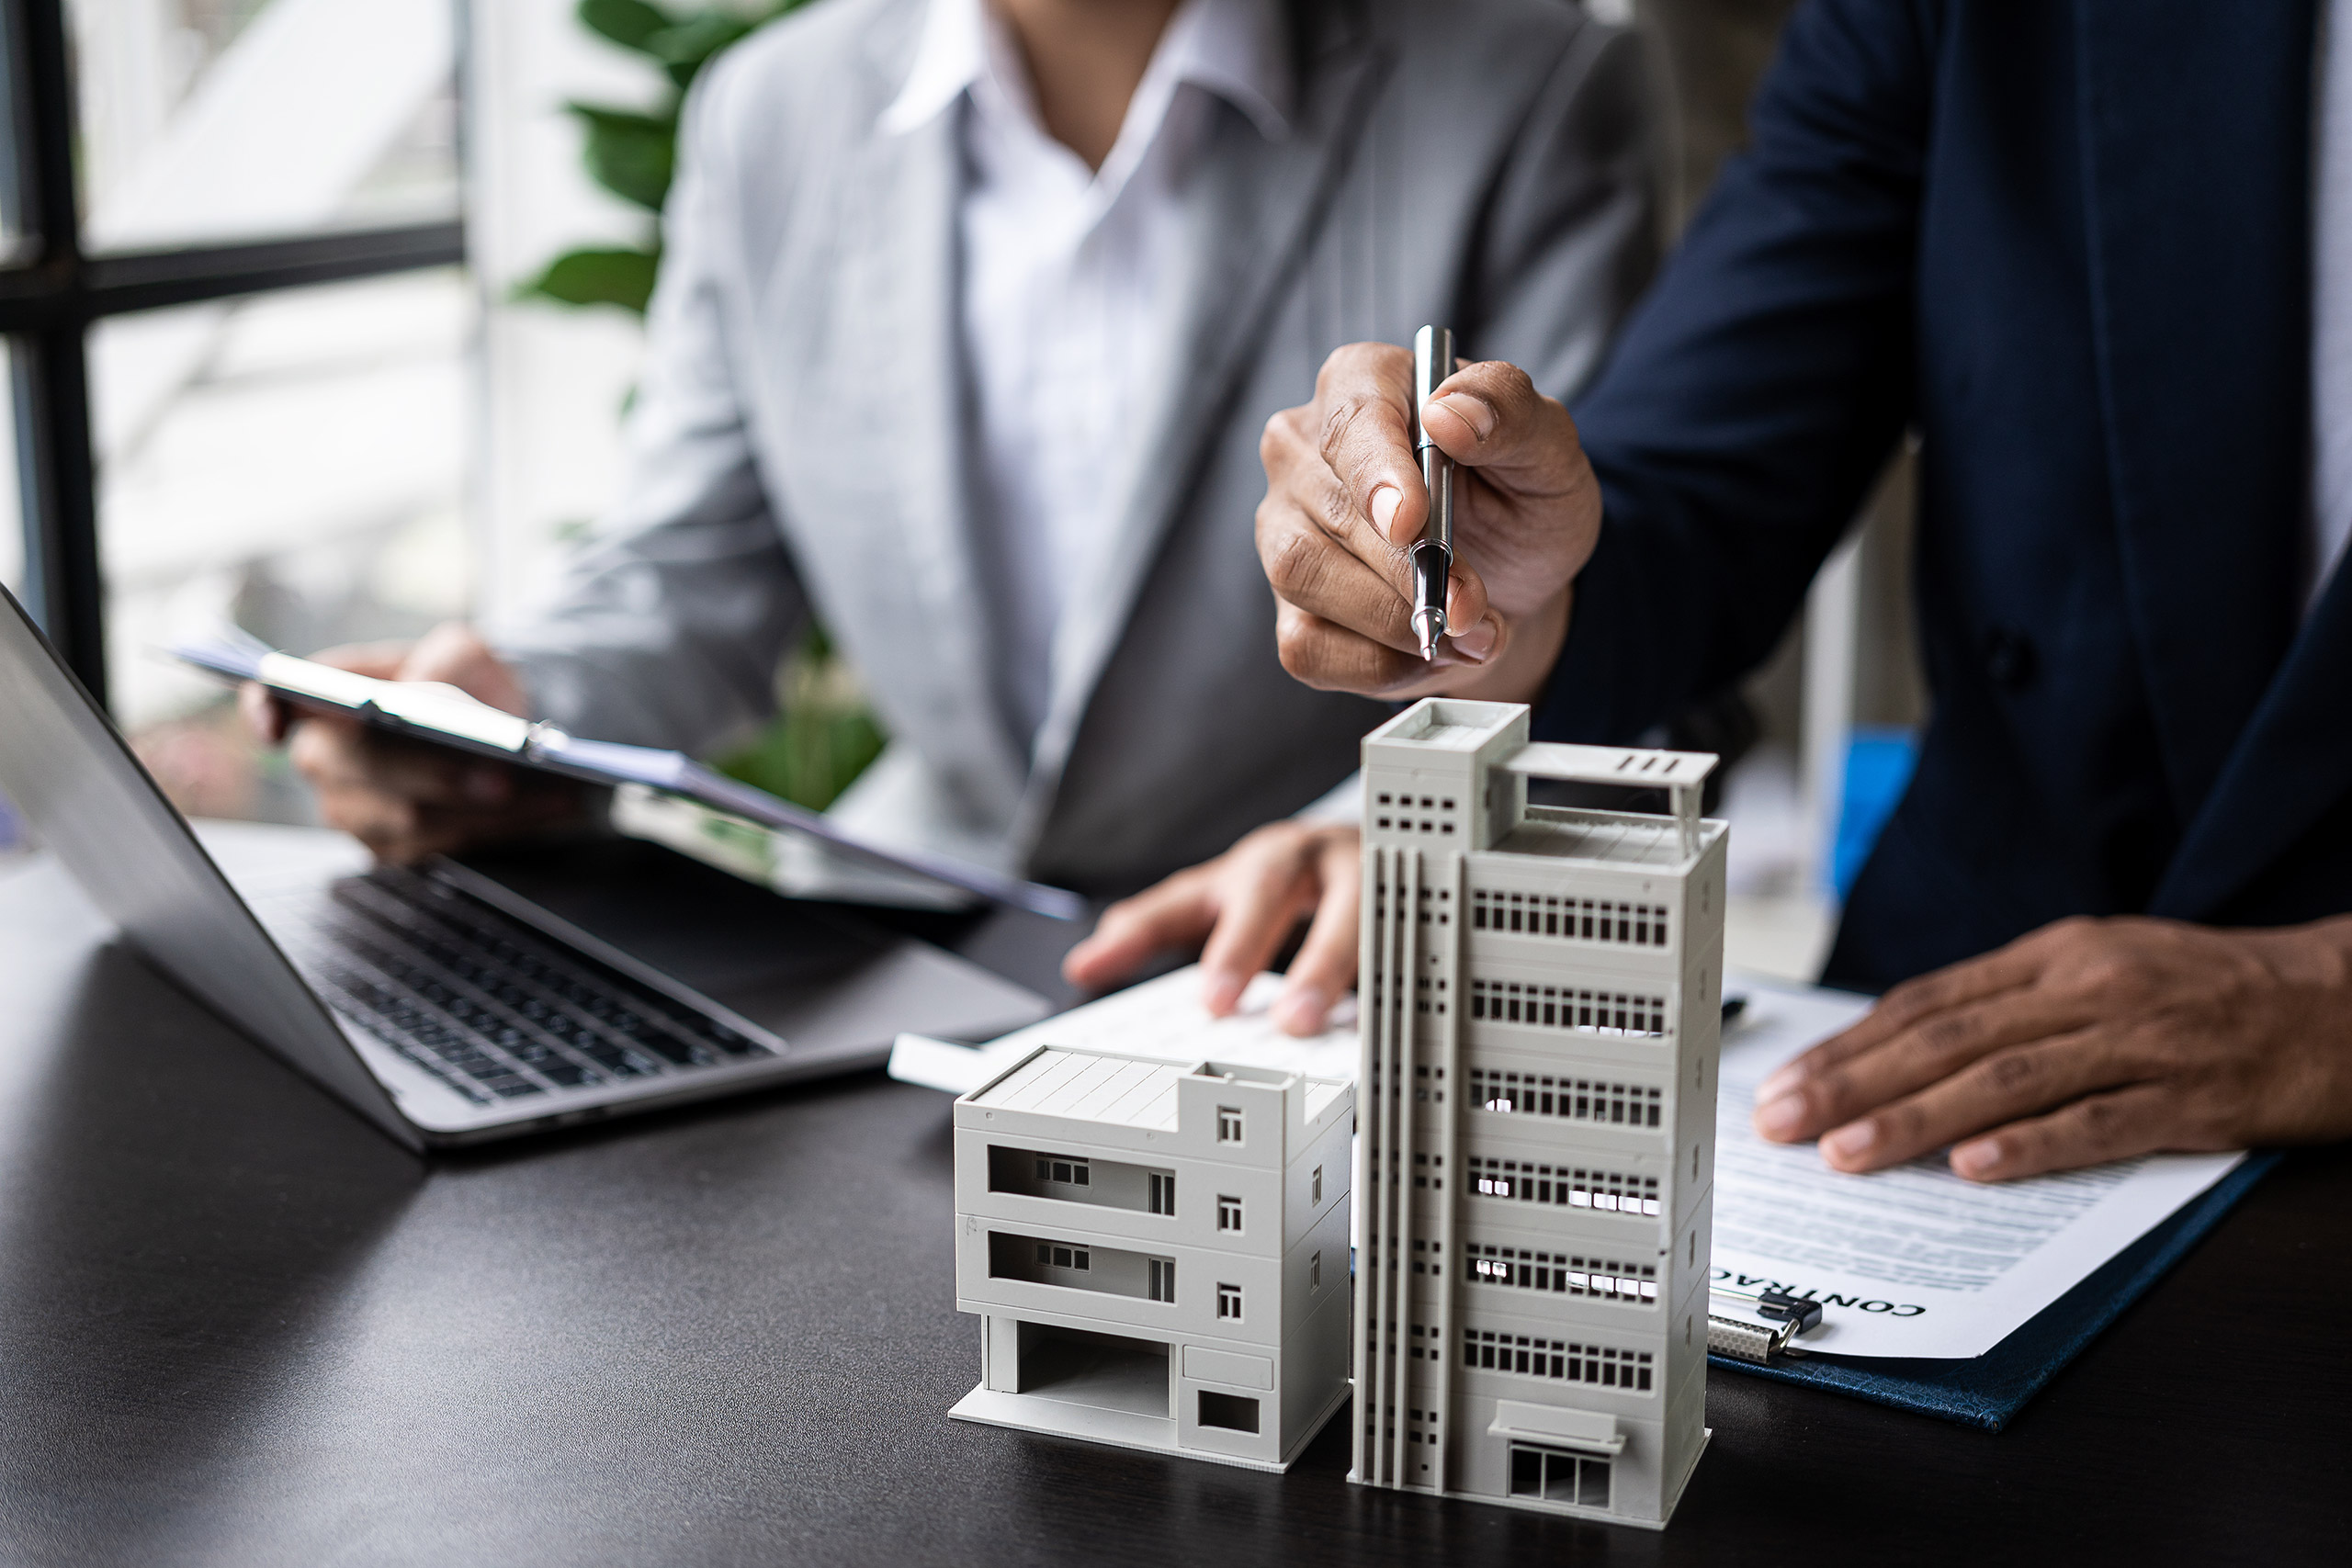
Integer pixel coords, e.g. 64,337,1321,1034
882,0,1291,747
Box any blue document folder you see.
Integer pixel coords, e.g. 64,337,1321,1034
1712,1152,2279,1429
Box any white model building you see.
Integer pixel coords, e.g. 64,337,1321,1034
951,1046,1354,1470
1352,698,1724,1528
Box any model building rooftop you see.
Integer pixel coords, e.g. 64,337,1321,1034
969,1046,1347,1130
1494,810,1730,868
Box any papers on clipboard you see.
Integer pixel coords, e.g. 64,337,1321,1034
1710,980,2244,1358
169,629,1085,921
892,967,2248,1360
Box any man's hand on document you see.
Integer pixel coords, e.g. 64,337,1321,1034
1062,821,1363,1037
242,622,584,863
1752,915,2352,1181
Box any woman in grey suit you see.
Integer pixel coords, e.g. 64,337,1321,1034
261,0,1657,1009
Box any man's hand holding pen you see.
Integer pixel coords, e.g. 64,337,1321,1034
1254,339,1600,705
1069,343,1607,1037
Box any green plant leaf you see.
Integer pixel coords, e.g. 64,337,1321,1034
514,247,662,314
567,103,678,212
646,13,759,90
713,624,888,811
578,0,676,54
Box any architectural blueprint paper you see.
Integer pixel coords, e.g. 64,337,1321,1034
1708,978,2244,1358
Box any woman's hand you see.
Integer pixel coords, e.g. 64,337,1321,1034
243,622,584,863
1061,821,1363,1036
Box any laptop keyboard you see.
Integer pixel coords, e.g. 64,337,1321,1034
254,866,775,1107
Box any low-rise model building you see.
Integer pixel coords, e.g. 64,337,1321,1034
952,1046,1353,1470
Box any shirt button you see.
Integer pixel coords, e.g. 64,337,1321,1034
1984,627,2038,690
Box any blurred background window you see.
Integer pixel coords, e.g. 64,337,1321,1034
3,0,479,829
67,0,460,254
0,0,790,840
0,345,20,603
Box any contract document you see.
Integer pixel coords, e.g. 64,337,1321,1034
1710,979,2243,1358
892,967,2245,1360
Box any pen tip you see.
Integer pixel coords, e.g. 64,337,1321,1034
1411,607,1442,662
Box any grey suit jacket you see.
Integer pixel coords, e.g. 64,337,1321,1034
499,0,1659,897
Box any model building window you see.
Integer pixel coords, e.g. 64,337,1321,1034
1310,1250,1323,1290
1311,1165,1323,1205
1217,1195,1243,1233
1466,1156,1660,1215
1035,1244,1091,1270
1148,1171,1177,1215
1462,1329,1653,1392
1216,1282,1243,1321
1467,1243,1658,1303
1468,890,1670,947
1217,1105,1244,1144
1034,1156,1090,1186
1197,1391,1261,1433
1465,980,1668,1038
1467,1068,1663,1127
1148,1258,1176,1302
1510,1443,1611,1509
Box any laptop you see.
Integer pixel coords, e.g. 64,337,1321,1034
0,584,1051,1150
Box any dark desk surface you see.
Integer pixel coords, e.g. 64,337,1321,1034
2,840,2347,1568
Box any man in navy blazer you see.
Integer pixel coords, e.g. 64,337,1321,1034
1080,0,2352,1179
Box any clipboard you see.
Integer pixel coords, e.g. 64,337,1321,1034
172,629,1087,922
1711,1152,2280,1429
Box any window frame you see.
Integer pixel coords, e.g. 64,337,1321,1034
0,0,467,711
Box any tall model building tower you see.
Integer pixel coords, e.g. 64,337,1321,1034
1352,699,1725,1529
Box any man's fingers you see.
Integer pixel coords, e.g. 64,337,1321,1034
1261,492,1413,639
1442,573,1496,661
1062,874,1217,994
1307,342,1423,549
1419,361,1588,502
1272,840,1362,1035
1758,941,2049,1100
1753,987,2104,1144
1811,1026,2140,1173
1273,603,1462,697
1947,1084,2183,1182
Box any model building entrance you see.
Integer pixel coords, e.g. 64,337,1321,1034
1013,1324,1170,1419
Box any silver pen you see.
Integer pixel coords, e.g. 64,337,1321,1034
1408,324,1456,660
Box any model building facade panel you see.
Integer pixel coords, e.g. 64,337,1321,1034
1354,698,1724,1530
951,1047,1352,1472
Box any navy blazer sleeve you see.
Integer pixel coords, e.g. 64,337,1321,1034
1537,0,1937,743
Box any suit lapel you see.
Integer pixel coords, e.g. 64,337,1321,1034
825,85,1031,826
2156,556,2352,918
2073,0,2312,832
1008,14,1386,855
